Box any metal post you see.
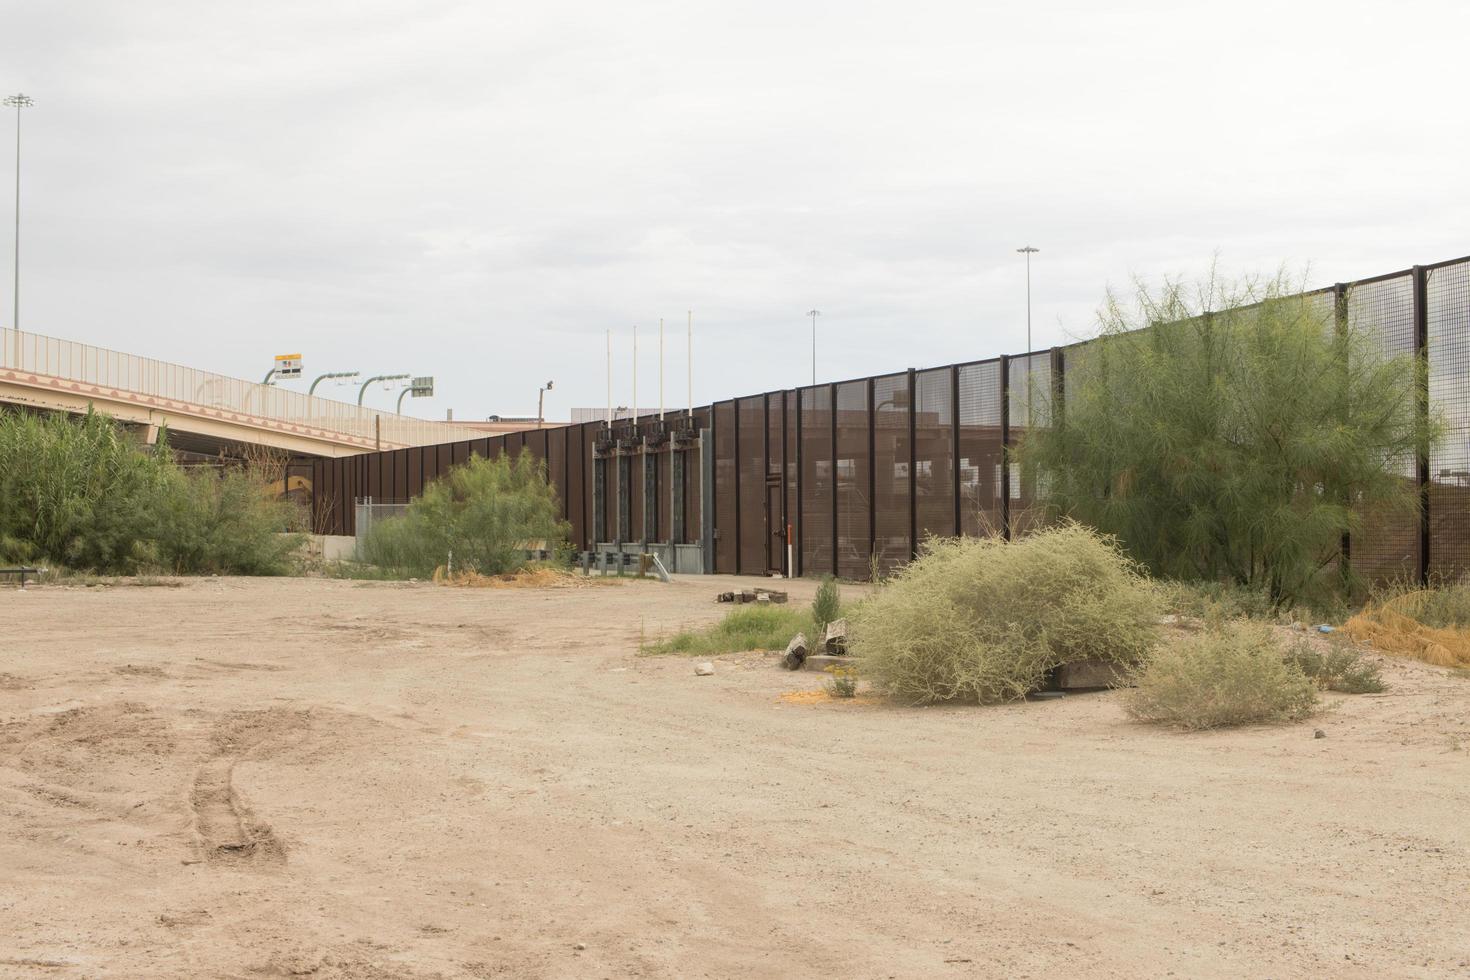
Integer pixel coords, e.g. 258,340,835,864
1333,283,1351,582
830,382,838,578
808,310,821,385
5,95,34,368
733,400,741,574
867,377,876,571
795,389,804,578
1414,266,1431,585
950,364,962,537
999,355,1011,540
908,368,918,560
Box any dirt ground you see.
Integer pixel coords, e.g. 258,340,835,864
2,574,1469,979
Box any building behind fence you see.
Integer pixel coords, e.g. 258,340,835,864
311,254,1470,583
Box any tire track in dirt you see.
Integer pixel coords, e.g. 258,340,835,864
187,711,302,867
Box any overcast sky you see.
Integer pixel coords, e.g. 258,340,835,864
3,0,1467,421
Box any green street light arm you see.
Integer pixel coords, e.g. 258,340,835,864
261,368,276,385
397,388,411,413
358,373,410,406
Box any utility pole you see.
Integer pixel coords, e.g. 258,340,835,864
537,380,554,427
1016,246,1039,354
4,93,33,369
807,309,821,385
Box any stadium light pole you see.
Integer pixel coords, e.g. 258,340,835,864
5,93,33,369
1017,246,1039,354
807,309,821,385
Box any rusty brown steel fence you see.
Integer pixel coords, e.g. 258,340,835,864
311,254,1470,584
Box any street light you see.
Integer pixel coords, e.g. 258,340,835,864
807,309,821,385
308,370,360,397
1016,246,1039,354
537,380,554,428
5,93,34,368
357,373,410,406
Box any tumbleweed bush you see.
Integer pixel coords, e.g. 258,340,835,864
1128,622,1319,730
850,522,1161,704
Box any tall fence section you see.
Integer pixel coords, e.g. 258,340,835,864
310,255,1470,584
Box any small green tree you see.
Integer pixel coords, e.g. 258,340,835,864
361,448,569,576
812,575,841,634
1018,270,1438,608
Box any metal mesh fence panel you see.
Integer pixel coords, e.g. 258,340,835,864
738,396,766,573
915,367,955,540
713,401,736,572
1348,274,1421,583
836,380,870,579
800,386,833,574
1007,353,1052,534
957,360,1003,537
873,373,911,575
1429,260,1470,580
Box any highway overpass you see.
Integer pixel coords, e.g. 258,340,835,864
0,327,483,458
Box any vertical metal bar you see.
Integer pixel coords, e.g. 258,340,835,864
733,399,741,574
999,354,1011,541
830,382,838,578
780,391,789,576
867,377,876,569
907,368,918,560
1334,283,1351,577
796,388,804,577
1414,265,1431,586
763,392,771,572
950,363,961,537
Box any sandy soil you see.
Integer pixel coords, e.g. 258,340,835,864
1,574,1468,979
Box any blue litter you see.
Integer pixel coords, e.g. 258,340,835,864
1316,624,1334,634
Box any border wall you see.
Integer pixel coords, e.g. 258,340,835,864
310,254,1470,582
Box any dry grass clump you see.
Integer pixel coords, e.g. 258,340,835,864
1345,588,1470,668
432,565,587,589
851,522,1161,704
1127,622,1318,730
1284,640,1386,694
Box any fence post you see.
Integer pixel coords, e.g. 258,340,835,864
908,367,918,560
1414,265,1431,586
999,354,1011,541
1333,283,1351,584
796,390,804,578
830,382,839,578
733,402,741,575
950,364,962,538
867,377,877,571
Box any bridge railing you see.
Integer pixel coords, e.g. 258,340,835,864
1,327,484,449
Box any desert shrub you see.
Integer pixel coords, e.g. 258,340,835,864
643,605,813,656
1128,622,1319,729
851,522,1161,704
0,408,299,574
153,467,303,575
825,666,859,698
1018,270,1439,609
812,575,841,635
359,449,569,577
1284,640,1385,694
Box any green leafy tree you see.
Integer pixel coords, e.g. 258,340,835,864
1018,270,1438,607
361,448,569,576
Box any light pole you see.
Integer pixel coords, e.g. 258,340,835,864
308,370,360,396
5,93,33,369
1016,246,1039,354
537,380,554,427
357,373,410,406
807,309,821,385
